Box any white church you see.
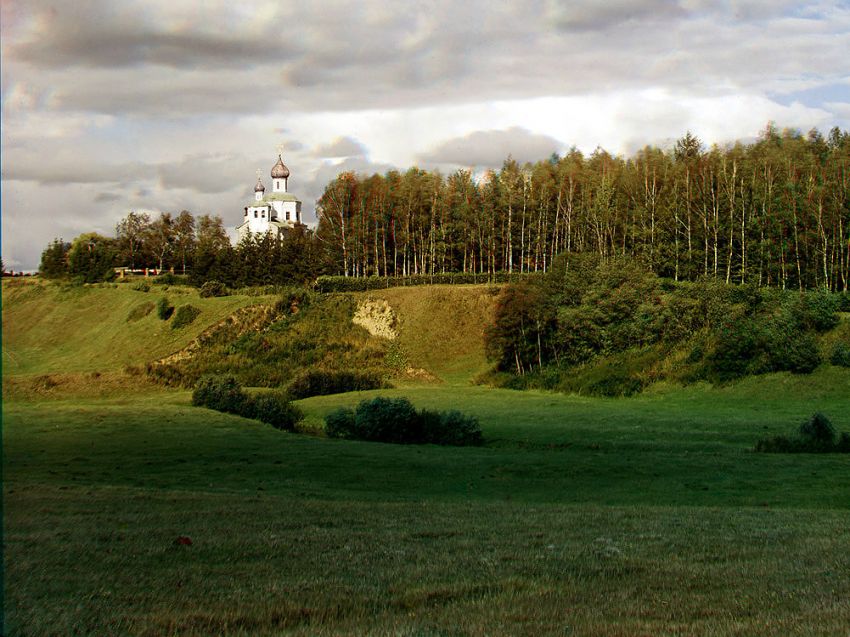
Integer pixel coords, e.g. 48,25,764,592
237,150,303,241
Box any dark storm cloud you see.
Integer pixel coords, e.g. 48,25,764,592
418,127,562,168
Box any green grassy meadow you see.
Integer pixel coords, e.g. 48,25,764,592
3,279,850,635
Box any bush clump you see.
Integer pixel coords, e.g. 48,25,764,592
132,281,151,292
199,280,228,298
192,375,251,414
192,375,303,431
274,287,315,315
171,304,201,329
830,342,850,367
156,296,174,320
251,392,304,431
325,397,482,446
127,301,155,322
755,412,850,453
286,368,388,399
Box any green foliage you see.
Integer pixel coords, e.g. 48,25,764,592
417,409,483,446
156,296,174,320
799,412,836,444
286,368,388,399
171,304,201,329
486,256,840,393
830,342,850,367
324,407,356,439
153,272,188,286
191,375,303,430
273,287,315,315
67,233,117,283
755,412,848,453
131,281,151,292
251,392,303,431
191,375,251,415
325,397,482,446
199,280,229,298
790,290,840,332
126,302,155,323
315,271,541,293
39,239,71,279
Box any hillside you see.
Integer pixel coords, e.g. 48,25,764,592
1,279,266,377
363,285,499,383
1,281,499,388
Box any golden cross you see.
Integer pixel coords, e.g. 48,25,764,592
256,169,262,179
277,143,284,156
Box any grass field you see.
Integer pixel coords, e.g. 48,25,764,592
3,280,850,635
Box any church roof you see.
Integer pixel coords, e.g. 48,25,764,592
271,154,290,179
254,178,265,192
263,192,301,203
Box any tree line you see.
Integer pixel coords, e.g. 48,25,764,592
39,211,329,286
316,124,850,290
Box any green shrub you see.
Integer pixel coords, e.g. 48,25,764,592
325,407,356,439
154,272,188,286
156,296,174,320
274,287,315,315
771,332,821,374
325,397,482,446
126,301,155,322
798,412,836,445
132,281,151,292
171,304,201,329
199,280,228,298
830,342,850,367
251,392,303,431
191,376,302,431
192,375,250,414
418,409,483,446
790,291,839,332
837,292,850,312
286,368,387,399
755,412,848,453
353,397,422,443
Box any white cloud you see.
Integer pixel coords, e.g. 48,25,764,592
1,0,849,269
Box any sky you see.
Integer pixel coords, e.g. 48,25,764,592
2,0,849,271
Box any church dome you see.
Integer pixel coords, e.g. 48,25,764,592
254,178,265,192
271,155,290,179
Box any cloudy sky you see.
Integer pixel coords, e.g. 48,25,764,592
2,0,849,271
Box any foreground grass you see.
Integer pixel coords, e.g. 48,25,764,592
7,485,849,637
4,374,850,635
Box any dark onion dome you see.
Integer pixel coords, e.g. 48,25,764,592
254,178,265,192
270,154,290,179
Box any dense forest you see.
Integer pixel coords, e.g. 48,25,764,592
316,125,850,291
39,124,850,292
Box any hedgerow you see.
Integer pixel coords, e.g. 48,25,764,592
315,271,542,293
755,412,850,453
191,375,303,431
286,368,388,399
325,397,482,446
